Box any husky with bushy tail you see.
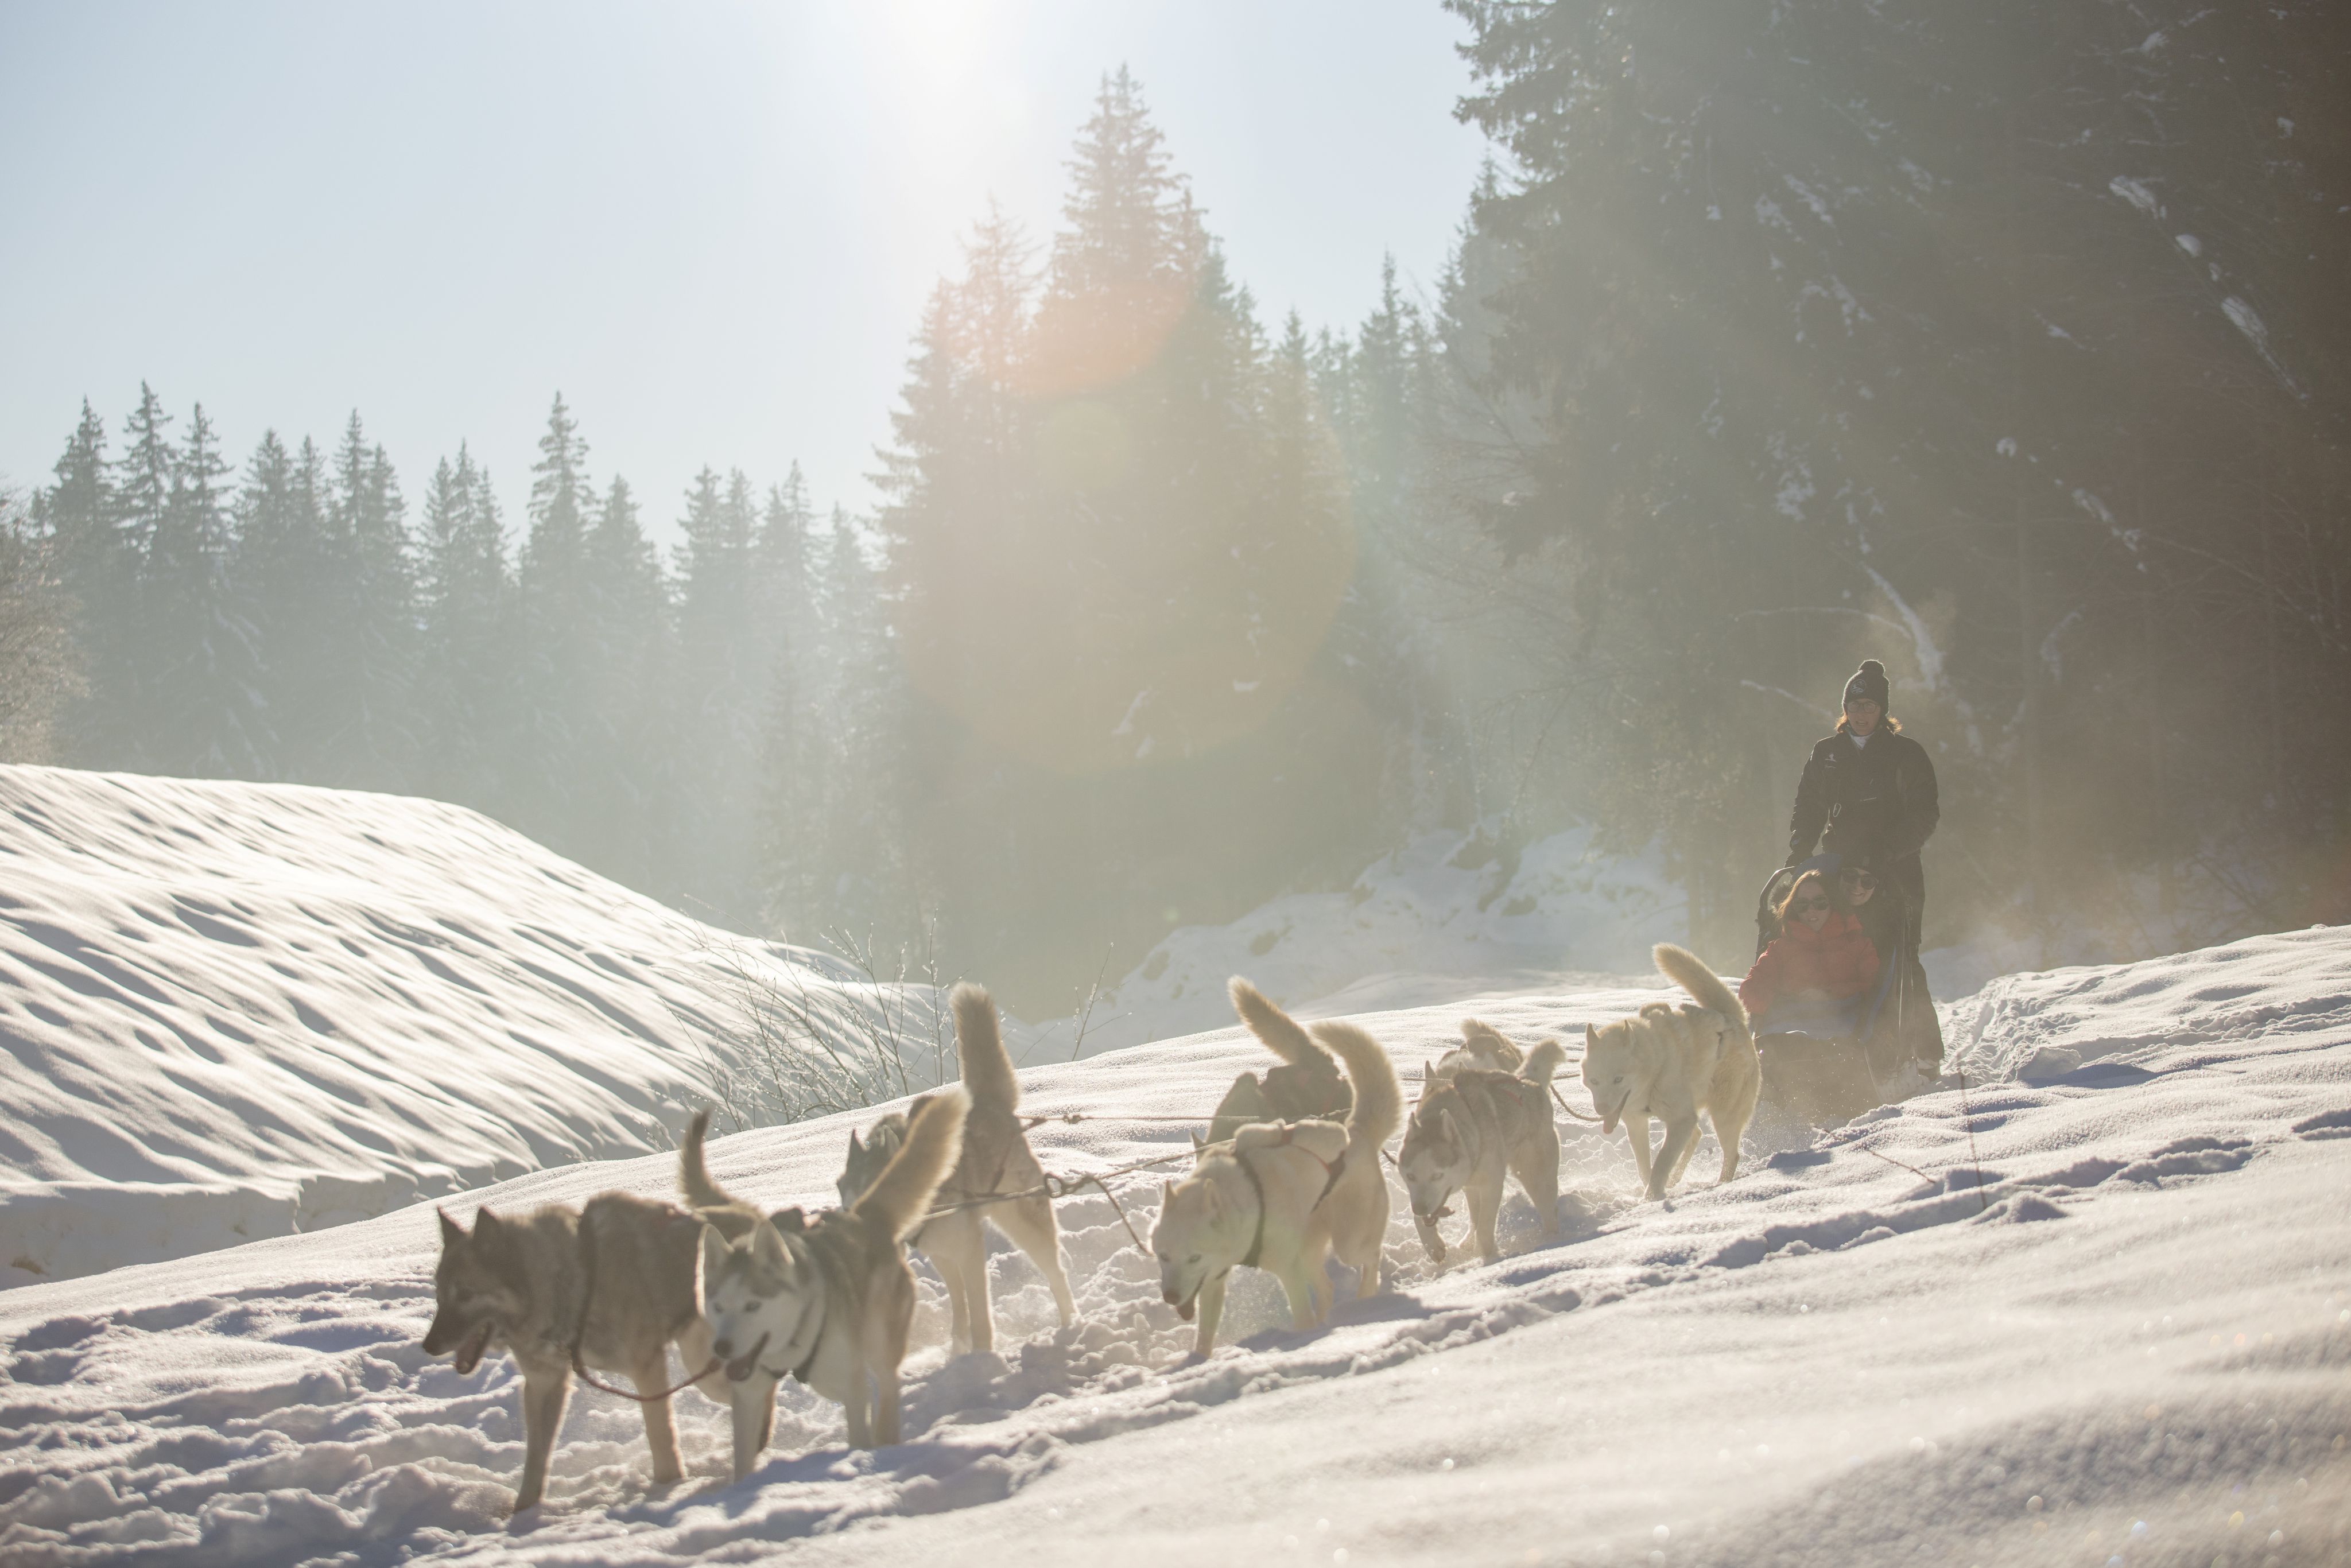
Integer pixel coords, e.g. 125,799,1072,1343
1153,979,1403,1356
835,981,1076,1355
686,1090,967,1474
1581,944,1761,1200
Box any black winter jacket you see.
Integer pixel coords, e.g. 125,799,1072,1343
1786,728,1939,874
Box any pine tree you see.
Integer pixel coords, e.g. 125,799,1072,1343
234,430,337,782
413,444,514,810
754,468,821,931
142,404,267,775
316,412,415,787
672,466,763,924
514,394,598,852
41,401,127,765
575,472,673,894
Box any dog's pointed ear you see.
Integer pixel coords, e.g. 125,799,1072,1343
1438,1108,1462,1148
1189,1130,1205,1151
472,1205,499,1240
846,1129,863,1157
1161,1178,1177,1205
750,1218,788,1269
699,1224,729,1293
1203,1181,1224,1219
436,1206,465,1247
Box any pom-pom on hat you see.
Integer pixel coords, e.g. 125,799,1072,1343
1842,659,1890,711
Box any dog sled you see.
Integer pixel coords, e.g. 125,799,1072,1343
1748,857,1932,1127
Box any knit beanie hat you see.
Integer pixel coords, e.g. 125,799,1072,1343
1842,659,1890,711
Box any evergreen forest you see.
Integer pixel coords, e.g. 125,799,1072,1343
6,6,2348,1009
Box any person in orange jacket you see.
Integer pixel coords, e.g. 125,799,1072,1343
1740,870,1881,1030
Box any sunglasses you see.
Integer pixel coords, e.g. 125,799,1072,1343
1838,872,1878,891
1789,896,1831,913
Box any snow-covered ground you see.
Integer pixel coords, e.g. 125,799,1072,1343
0,766,991,1286
1064,825,1681,1054
3,913,2347,1566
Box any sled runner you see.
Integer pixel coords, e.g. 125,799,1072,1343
1749,859,1923,1126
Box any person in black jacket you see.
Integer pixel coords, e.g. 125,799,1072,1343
1786,660,1938,946
1784,659,1943,1073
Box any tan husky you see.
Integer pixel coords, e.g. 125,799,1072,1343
1204,982,1352,1144
837,983,1074,1357
421,1191,726,1512
1581,943,1762,1200
683,1092,967,1477
1151,979,1402,1356
1419,1018,1526,1096
1399,1034,1568,1264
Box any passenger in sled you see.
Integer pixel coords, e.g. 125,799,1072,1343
1745,856,1918,1123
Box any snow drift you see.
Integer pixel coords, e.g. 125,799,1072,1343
0,766,978,1286
1074,823,1680,1051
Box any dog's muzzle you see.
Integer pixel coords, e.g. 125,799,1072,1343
724,1331,770,1383
1164,1283,1200,1323
451,1321,493,1376
1413,1204,1454,1223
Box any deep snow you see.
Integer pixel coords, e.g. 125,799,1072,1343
0,766,994,1286
3,913,2348,1565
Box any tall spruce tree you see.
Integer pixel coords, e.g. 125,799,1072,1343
514,394,598,852
672,466,764,925
413,444,515,812
142,405,267,775
42,401,127,765
316,412,415,787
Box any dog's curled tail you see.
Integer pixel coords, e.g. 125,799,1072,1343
1311,1019,1403,1150
1228,976,1333,1068
951,981,1019,1113
1519,1039,1569,1086
851,1087,969,1243
678,1108,738,1210
1653,943,1752,1050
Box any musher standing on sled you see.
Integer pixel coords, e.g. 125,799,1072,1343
1783,659,1944,1073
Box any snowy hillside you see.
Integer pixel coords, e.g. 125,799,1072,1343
0,766,987,1287
1,926,2345,1566
1072,824,1681,1051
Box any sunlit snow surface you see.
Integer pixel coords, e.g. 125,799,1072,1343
0,766,979,1285
3,906,2348,1563
1,767,2347,1563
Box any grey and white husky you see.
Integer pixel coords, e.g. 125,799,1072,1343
683,1092,967,1476
1399,1029,1568,1264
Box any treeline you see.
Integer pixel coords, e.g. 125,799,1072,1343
10,71,1477,1005
14,13,2348,995
22,390,897,938
1430,0,2351,958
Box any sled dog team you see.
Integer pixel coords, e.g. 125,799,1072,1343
424,944,1759,1511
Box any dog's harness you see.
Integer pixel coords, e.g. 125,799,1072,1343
565,1208,724,1404
1231,1124,1347,1271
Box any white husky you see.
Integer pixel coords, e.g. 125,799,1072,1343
1151,978,1403,1356
1581,943,1763,1200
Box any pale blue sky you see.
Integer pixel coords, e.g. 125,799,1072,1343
0,1,1488,537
